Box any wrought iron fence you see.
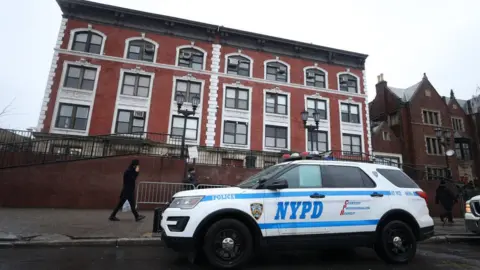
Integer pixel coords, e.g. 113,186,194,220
0,129,34,144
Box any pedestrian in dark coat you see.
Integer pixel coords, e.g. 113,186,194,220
109,159,146,222
435,181,457,224
184,167,198,189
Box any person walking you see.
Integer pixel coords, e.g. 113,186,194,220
109,159,146,222
183,167,198,189
435,181,457,225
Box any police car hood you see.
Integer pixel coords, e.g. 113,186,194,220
467,195,480,203
173,187,241,198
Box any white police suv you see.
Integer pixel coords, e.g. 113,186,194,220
160,152,434,268
465,195,480,234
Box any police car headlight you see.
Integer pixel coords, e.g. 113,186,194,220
169,196,204,209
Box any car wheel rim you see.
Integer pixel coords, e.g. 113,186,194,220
213,229,244,262
385,225,413,259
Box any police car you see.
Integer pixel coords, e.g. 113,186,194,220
160,152,434,268
465,195,480,234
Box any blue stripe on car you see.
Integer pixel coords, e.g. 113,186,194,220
258,219,379,229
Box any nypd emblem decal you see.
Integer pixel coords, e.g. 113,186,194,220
250,203,263,220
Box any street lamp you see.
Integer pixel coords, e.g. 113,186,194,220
434,127,455,179
175,93,200,159
301,110,321,152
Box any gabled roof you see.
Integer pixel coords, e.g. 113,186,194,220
387,81,422,102
445,97,469,112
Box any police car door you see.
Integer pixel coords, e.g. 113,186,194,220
264,163,330,236
320,164,388,235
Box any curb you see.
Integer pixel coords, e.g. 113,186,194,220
423,235,480,244
0,237,164,248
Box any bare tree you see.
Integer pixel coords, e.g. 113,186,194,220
0,98,15,118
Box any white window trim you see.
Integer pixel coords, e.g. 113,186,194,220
264,59,291,83
338,98,363,126
166,74,205,146
50,60,101,136
220,83,253,150
341,132,365,154
303,94,331,152
424,135,444,156
110,67,155,135
337,71,360,94
175,45,208,71
58,48,369,99
303,66,329,89
123,37,159,63
263,88,291,152
421,108,442,126
67,28,107,55
224,52,254,78
373,151,403,164
451,116,464,131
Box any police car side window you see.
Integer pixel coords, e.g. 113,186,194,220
278,165,322,188
321,165,376,188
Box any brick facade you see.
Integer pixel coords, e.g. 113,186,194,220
38,0,370,155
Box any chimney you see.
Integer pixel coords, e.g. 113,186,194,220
377,73,384,83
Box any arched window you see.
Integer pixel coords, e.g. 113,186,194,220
265,61,288,82
178,48,204,70
72,31,103,54
226,55,251,77
339,74,358,93
126,40,156,62
305,68,326,88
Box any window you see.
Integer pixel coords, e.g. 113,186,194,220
71,31,103,54
305,68,326,88
127,40,155,62
121,73,151,97
422,110,440,125
321,165,376,188
455,142,471,160
425,167,448,181
115,110,146,133
226,56,251,77
265,93,287,115
265,125,287,148
306,99,327,120
55,103,90,130
171,116,199,140
374,156,400,167
307,131,328,152
225,87,249,110
452,118,464,131
266,62,288,82
342,134,361,154
52,146,83,156
382,131,390,141
339,74,358,93
376,169,419,188
426,137,443,155
341,103,360,123
178,48,204,70
64,65,97,90
278,165,322,188
388,112,400,126
175,80,201,103
223,121,248,145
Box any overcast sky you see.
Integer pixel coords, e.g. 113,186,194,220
0,0,479,130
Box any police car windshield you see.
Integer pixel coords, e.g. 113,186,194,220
237,164,287,188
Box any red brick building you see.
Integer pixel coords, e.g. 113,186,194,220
37,0,370,164
369,73,477,185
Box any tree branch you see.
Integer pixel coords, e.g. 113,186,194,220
0,98,15,118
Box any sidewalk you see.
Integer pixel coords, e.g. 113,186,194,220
0,208,475,244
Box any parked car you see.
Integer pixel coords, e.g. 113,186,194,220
465,195,480,234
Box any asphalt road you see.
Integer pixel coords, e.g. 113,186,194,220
1,242,479,270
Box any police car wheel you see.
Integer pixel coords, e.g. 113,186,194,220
202,218,253,269
375,220,417,264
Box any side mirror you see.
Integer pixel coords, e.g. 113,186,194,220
266,179,289,190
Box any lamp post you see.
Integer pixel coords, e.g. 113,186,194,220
175,93,200,159
434,127,454,179
301,110,321,152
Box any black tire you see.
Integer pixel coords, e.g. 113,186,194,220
202,218,253,269
374,220,417,264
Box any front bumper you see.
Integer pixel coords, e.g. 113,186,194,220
465,219,480,233
418,225,434,241
161,231,195,252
